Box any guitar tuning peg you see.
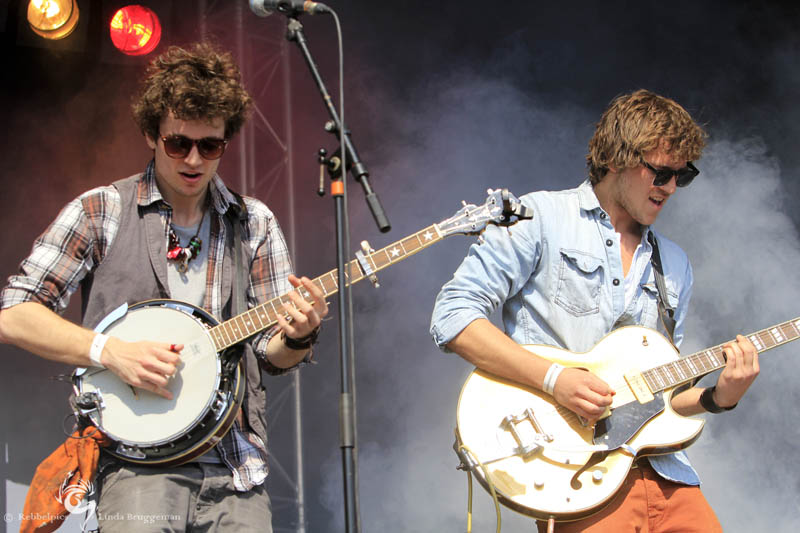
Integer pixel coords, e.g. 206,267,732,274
477,235,485,245
461,200,468,208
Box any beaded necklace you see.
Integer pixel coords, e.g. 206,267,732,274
167,208,206,273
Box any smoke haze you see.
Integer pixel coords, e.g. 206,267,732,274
3,2,800,532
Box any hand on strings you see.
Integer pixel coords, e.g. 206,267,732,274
102,338,182,400
714,334,759,408
552,367,615,424
276,274,328,344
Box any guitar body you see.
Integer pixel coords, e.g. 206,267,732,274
73,300,244,466
456,325,705,521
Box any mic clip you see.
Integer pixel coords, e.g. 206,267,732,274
316,147,345,196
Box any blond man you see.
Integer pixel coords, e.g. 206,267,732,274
431,90,759,531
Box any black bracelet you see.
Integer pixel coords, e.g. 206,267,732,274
699,386,737,414
281,327,320,350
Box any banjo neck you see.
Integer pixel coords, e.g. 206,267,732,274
207,224,444,351
204,188,533,352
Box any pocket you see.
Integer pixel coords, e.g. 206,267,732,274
554,249,604,316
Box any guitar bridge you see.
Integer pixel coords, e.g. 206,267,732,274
501,407,553,456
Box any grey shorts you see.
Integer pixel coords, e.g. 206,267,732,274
95,461,272,533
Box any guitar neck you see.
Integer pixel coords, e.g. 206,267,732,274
642,317,800,393
208,224,445,351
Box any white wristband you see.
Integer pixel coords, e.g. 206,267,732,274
89,333,109,368
543,363,564,396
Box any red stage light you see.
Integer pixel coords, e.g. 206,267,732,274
109,5,161,56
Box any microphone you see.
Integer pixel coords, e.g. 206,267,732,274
249,0,330,17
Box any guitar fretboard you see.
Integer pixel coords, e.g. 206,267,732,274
208,224,444,351
641,317,800,392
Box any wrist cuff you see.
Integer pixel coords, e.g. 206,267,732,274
700,386,736,414
282,327,320,351
543,363,564,396
89,333,109,368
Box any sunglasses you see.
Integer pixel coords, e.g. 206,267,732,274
159,134,228,160
641,159,699,188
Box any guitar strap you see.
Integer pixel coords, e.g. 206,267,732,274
229,192,248,316
647,230,677,345
222,192,249,377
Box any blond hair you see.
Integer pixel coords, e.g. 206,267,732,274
586,90,707,184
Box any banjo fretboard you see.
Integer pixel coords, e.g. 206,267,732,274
207,224,444,351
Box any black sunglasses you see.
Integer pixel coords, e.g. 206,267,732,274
159,134,228,160
641,159,699,188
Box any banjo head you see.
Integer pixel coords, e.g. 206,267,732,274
77,302,221,448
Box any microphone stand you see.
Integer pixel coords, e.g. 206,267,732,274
284,16,391,533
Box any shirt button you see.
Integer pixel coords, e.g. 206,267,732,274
600,212,607,219
606,239,613,247
613,278,620,286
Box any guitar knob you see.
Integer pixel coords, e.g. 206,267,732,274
592,470,604,483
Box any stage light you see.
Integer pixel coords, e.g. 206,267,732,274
109,5,161,56
27,0,80,40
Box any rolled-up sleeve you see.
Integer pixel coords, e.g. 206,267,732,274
430,210,541,350
1,188,115,313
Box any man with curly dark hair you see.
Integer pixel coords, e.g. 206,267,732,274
0,43,324,532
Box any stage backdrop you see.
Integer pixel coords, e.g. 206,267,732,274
2,1,800,531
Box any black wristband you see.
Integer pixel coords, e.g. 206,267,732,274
700,386,736,414
281,327,320,350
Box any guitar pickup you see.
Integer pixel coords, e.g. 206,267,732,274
624,372,654,403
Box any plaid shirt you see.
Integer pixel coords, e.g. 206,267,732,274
1,161,297,491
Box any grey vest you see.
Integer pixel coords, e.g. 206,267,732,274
80,174,269,446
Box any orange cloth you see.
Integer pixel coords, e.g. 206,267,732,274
19,427,110,533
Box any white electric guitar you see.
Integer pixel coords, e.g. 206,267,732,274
455,319,797,521
72,189,532,466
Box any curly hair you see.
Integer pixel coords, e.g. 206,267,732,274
586,90,707,185
132,42,252,141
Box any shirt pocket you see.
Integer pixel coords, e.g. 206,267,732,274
554,249,604,316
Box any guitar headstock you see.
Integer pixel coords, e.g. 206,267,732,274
437,189,533,237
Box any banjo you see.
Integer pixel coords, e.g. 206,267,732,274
73,188,532,466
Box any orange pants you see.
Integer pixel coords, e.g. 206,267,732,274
537,462,722,533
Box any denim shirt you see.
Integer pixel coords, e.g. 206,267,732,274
430,180,700,485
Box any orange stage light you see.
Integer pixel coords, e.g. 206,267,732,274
27,0,80,40
109,5,162,56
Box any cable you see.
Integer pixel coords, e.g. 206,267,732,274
328,8,363,531
458,440,502,533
